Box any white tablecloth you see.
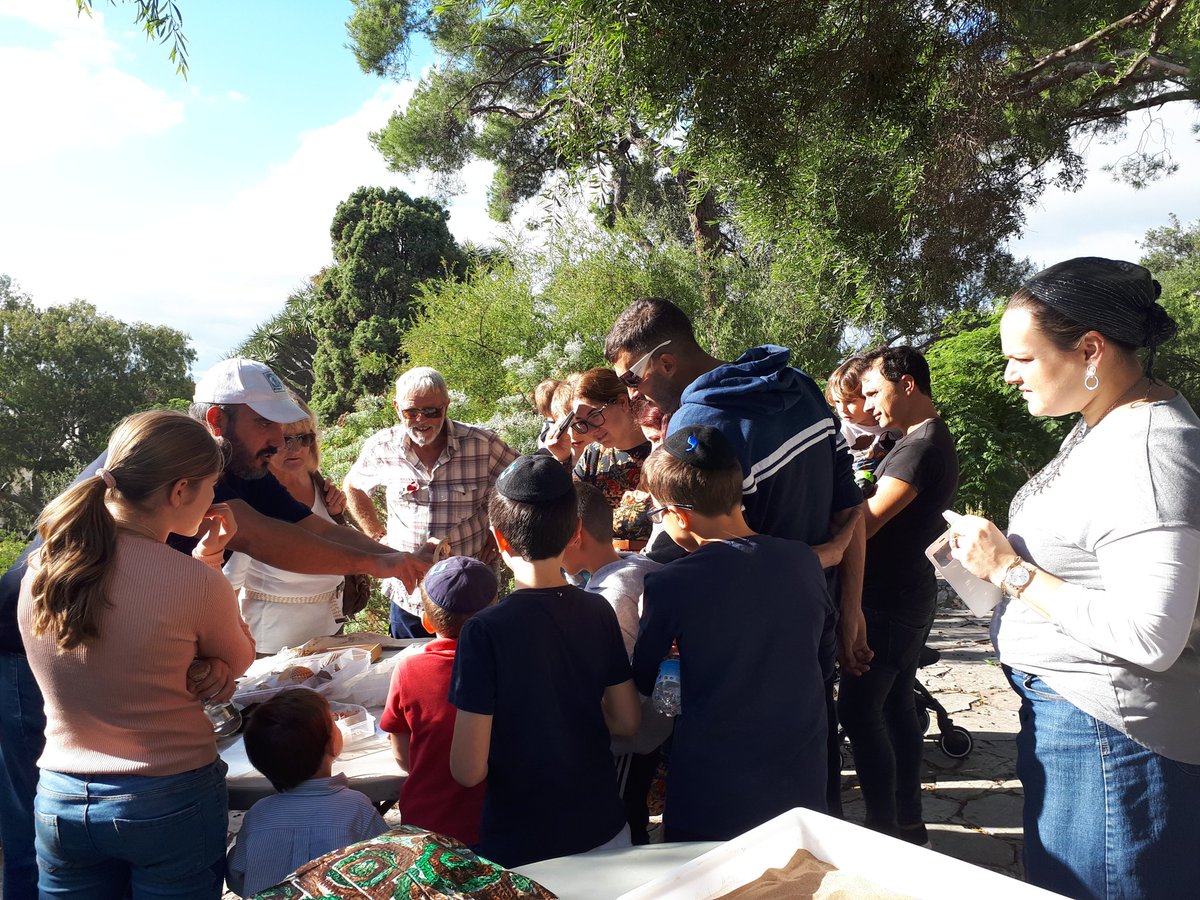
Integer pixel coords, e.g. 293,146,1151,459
513,842,721,899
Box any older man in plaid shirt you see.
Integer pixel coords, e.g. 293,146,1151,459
345,366,518,638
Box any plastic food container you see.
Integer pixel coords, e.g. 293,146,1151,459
328,701,376,747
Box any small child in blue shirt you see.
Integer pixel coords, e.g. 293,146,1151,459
632,425,837,842
226,689,387,897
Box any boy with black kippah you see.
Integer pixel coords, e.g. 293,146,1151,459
632,425,837,842
448,455,641,867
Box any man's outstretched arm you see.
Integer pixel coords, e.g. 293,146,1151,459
224,500,428,591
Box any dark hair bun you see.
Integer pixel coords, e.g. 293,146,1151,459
1145,302,1178,348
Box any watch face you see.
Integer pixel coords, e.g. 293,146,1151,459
1007,564,1032,588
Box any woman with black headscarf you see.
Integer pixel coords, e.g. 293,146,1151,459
947,258,1200,899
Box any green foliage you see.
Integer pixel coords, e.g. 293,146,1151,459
347,0,1200,344
926,310,1072,527
311,187,467,420
230,275,321,396
399,212,881,453
1139,214,1200,406
314,394,397,490
399,216,706,438
76,1,189,76
0,276,195,533
0,531,27,573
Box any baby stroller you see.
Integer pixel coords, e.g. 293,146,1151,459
838,645,974,767
913,646,973,759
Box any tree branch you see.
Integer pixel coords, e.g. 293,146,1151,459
1072,88,1199,124
1012,1,1172,82
469,97,563,121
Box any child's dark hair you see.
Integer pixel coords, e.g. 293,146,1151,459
419,586,493,638
825,356,870,404
575,481,614,542
640,446,743,517
244,689,332,792
488,483,579,561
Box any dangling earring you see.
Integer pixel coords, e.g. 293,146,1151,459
1084,364,1100,392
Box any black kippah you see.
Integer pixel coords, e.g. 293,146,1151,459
663,425,738,470
495,454,574,503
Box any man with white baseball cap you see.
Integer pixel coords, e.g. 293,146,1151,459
191,358,307,480
174,358,430,608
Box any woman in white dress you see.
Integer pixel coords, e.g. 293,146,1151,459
230,394,353,654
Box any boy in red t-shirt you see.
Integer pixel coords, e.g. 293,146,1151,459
379,556,497,844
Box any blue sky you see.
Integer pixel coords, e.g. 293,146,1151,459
0,0,503,370
2,1,1199,377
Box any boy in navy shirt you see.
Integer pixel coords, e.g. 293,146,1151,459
632,425,836,842
448,455,641,867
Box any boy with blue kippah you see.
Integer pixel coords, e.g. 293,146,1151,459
632,425,836,842
448,455,641,867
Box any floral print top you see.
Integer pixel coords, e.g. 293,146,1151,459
574,441,653,542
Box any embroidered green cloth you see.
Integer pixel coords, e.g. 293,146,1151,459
254,825,557,899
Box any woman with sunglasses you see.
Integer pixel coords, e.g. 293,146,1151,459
230,393,353,654
570,368,654,547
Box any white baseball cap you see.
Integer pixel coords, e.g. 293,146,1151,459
192,358,307,424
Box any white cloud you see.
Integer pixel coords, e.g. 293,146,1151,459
2,77,500,374
1010,105,1200,269
0,4,184,167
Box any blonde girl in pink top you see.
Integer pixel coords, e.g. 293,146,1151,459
18,410,256,900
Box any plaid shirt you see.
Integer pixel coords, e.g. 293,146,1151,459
346,420,517,614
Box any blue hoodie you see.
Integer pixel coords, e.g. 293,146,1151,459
668,346,861,544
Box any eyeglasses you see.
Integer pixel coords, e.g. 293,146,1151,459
283,432,316,449
617,339,672,388
646,502,694,523
569,404,609,435
400,406,445,421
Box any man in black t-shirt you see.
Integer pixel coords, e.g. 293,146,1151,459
837,346,958,847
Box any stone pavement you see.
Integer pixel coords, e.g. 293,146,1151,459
839,605,1026,881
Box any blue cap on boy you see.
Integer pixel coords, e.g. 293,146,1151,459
422,556,498,614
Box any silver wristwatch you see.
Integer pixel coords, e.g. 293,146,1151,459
1002,558,1035,598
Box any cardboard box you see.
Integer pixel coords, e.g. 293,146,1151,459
297,634,384,662
619,808,1063,900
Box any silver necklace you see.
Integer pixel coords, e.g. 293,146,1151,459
1009,377,1149,520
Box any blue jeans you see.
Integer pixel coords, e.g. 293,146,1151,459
1009,668,1200,899
837,598,935,834
34,760,229,899
0,651,47,900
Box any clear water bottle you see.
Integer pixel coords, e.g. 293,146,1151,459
652,658,682,717
187,660,242,738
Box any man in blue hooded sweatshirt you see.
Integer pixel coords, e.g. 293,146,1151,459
605,297,870,815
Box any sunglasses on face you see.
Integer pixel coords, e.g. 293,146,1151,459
646,501,694,523
569,404,610,435
617,339,672,388
283,432,316,449
400,406,445,421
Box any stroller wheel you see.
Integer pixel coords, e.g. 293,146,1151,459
939,726,973,759
916,706,931,735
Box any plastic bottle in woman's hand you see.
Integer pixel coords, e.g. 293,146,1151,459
187,660,242,737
